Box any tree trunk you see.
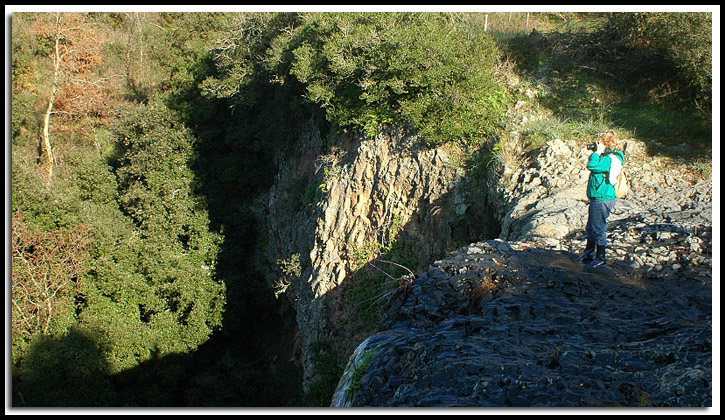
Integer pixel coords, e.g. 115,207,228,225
135,12,144,86
42,13,62,183
42,88,56,182
566,12,571,32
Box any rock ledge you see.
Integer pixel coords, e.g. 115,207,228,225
332,239,712,407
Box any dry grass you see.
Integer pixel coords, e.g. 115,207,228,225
464,277,498,315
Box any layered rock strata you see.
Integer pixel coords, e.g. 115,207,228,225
331,138,713,407
264,121,486,388
332,239,712,407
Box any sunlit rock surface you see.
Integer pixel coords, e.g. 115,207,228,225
332,136,712,407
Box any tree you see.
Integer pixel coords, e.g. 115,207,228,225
12,11,235,405
280,12,510,145
611,12,712,111
202,12,512,145
11,212,93,365
33,12,116,182
12,98,227,381
107,99,226,365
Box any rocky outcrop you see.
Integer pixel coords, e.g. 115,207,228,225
264,120,490,389
332,239,712,407
261,104,712,405
491,138,712,246
331,137,713,407
488,136,712,281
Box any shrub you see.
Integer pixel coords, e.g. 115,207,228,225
610,12,712,110
288,12,511,145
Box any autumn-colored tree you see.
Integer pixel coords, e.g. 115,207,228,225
33,12,116,182
11,212,93,364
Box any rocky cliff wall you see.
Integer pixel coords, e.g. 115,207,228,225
331,137,713,407
263,120,493,389
260,111,712,405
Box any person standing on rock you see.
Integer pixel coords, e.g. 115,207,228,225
573,130,625,269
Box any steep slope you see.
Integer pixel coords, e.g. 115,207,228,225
260,120,495,390
332,137,713,407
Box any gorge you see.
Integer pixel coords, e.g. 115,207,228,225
10,11,713,409
257,120,713,407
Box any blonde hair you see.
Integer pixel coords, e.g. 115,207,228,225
598,130,622,150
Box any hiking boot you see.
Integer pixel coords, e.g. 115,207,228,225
585,245,607,269
585,259,606,270
573,239,595,263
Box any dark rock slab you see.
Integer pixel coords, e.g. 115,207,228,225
333,240,712,407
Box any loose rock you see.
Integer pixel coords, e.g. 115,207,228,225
333,138,712,407
334,240,711,407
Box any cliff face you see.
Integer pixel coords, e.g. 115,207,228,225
331,138,713,407
260,116,712,405
262,120,493,388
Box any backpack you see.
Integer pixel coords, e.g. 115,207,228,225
613,168,629,198
607,150,629,198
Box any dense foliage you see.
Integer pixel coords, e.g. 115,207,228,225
610,12,712,111
11,12,236,406
10,11,712,407
201,12,510,145
286,12,510,144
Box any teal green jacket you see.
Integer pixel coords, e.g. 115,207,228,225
586,149,624,200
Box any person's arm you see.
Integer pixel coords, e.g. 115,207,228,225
586,142,611,173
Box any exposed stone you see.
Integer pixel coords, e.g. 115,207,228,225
263,121,486,389
333,238,712,407
261,106,712,406
331,136,712,407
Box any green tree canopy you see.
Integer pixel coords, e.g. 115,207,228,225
204,12,512,146
108,99,226,362
611,12,712,110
